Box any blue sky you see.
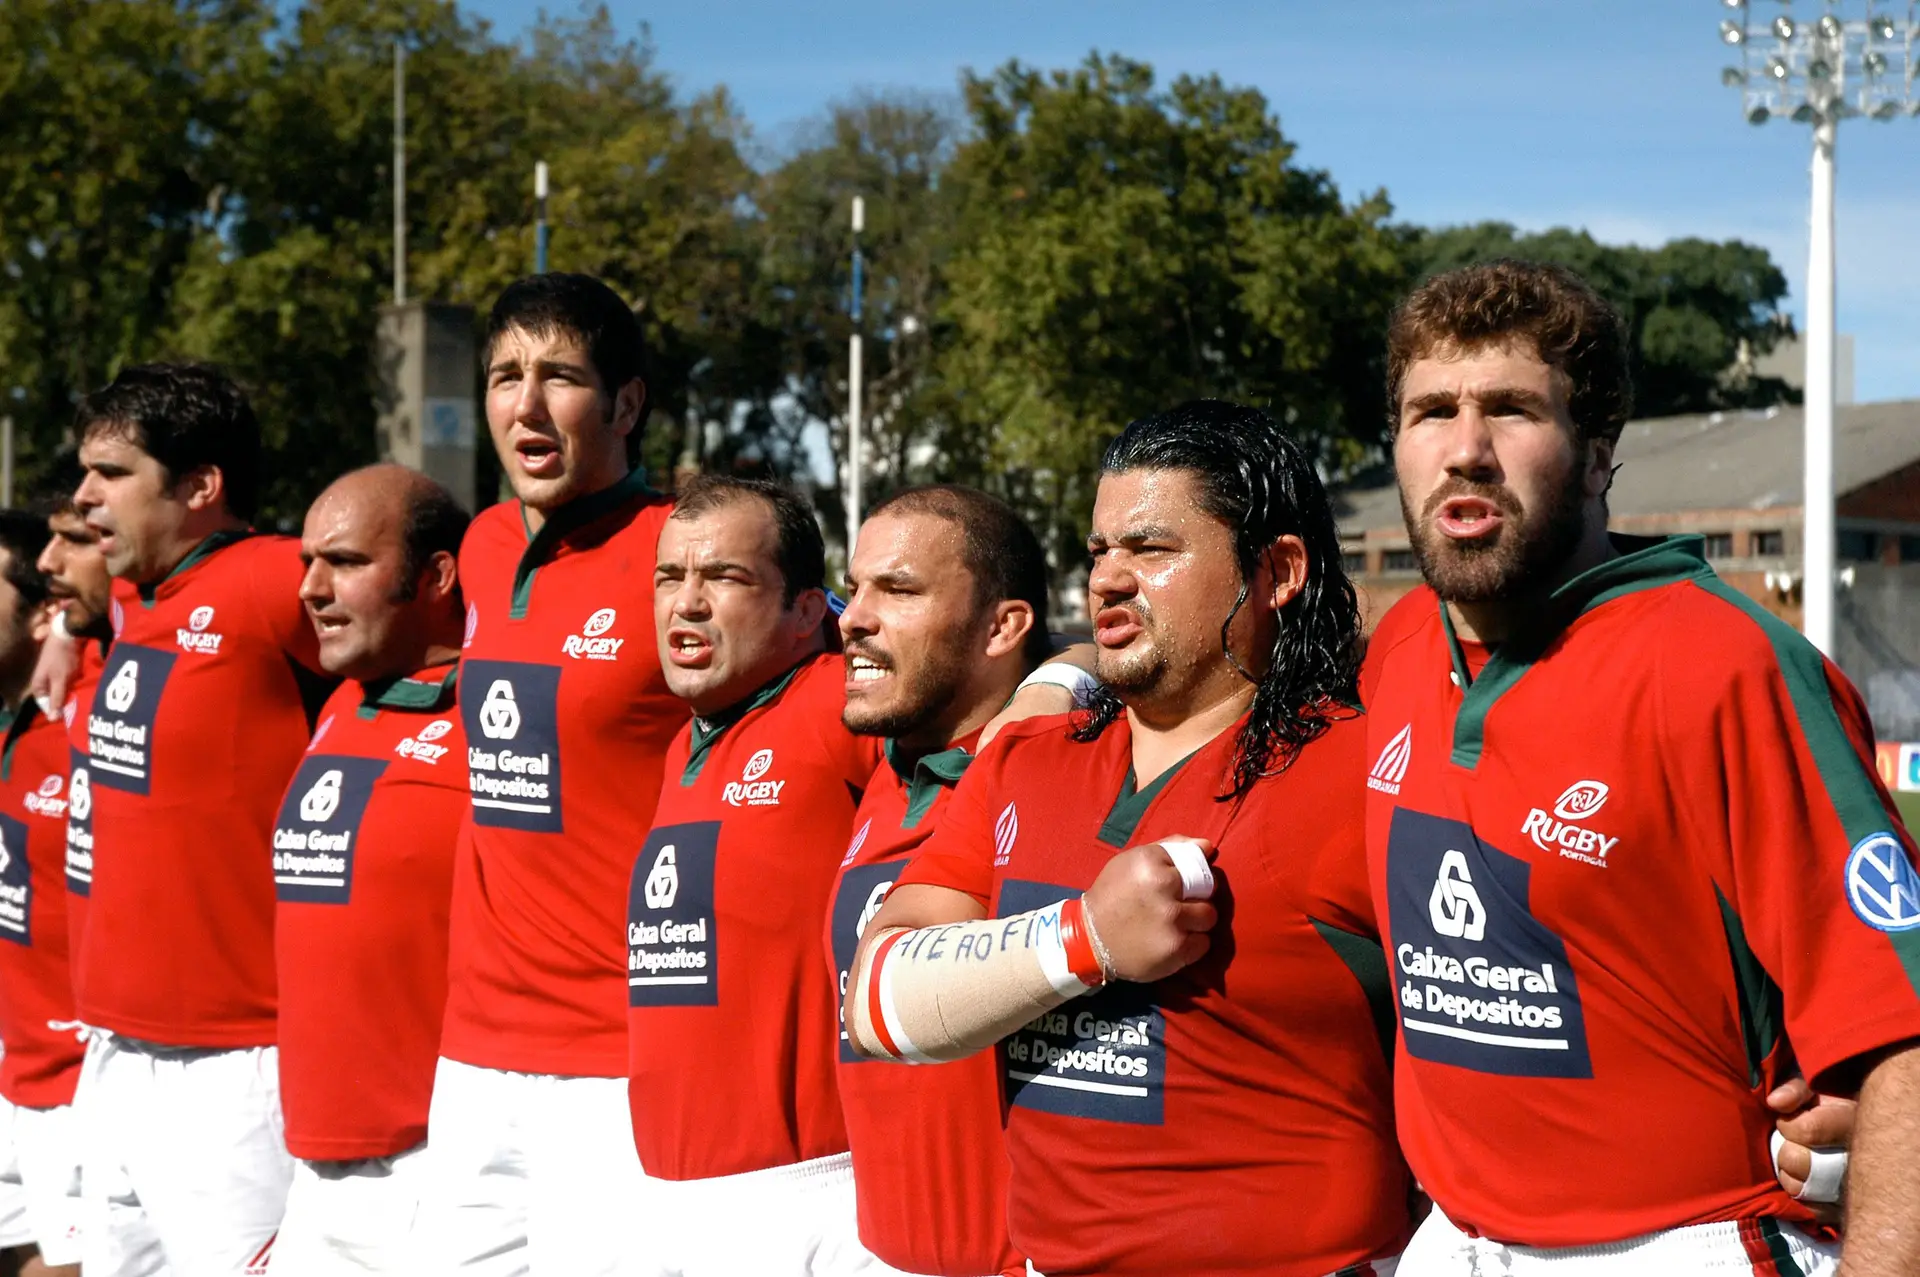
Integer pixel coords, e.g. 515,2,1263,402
463,0,1920,402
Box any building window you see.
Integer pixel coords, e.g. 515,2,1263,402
1382,548,1417,574
1901,535,1920,564
1752,529,1784,556
1837,530,1879,562
1702,532,1733,559
1341,550,1368,576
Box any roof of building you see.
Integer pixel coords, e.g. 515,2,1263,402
1333,398,1920,538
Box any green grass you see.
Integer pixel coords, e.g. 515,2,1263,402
1897,790,1920,835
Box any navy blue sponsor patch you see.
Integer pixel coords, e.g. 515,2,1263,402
65,747,92,898
628,821,721,1007
88,644,176,795
460,660,563,832
0,812,31,945
1385,807,1593,1079
272,755,388,904
997,878,1165,1126
1845,831,1920,933
831,858,905,1062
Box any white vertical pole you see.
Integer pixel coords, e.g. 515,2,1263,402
0,416,12,508
393,41,407,305
847,195,866,558
1802,114,1837,654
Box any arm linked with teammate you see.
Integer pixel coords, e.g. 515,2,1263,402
845,839,1217,1065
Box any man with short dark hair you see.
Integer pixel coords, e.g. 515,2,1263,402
70,362,327,1276
626,475,892,1275
1367,259,1920,1274
272,465,471,1274
416,274,687,1276
0,508,84,1277
829,484,1057,1277
847,403,1414,1276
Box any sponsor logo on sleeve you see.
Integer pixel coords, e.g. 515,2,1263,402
562,607,625,661
24,773,66,820
463,602,478,650
627,822,721,1007
1386,807,1593,1079
1846,832,1920,933
998,878,1166,1125
831,858,904,1061
722,748,784,807
993,802,1018,866
839,818,872,868
0,815,32,945
460,661,563,832
395,717,454,765
88,645,176,795
272,756,388,904
65,749,91,896
1521,779,1619,868
175,604,224,654
1368,723,1413,796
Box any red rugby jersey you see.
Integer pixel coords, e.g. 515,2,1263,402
1361,536,1920,1246
897,712,1412,1277
61,639,107,947
627,652,880,1180
274,664,465,1160
0,701,85,1108
447,473,688,1077
79,533,323,1045
828,734,1023,1277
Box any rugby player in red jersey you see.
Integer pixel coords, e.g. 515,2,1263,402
272,465,470,1273
829,486,1059,1277
627,476,889,1274
846,403,1414,1277
0,509,83,1276
1366,260,1920,1275
414,274,685,1276
70,363,331,1275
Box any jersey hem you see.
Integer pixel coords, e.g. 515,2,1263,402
437,1034,626,1080
0,1076,81,1110
634,1141,854,1184
285,1126,428,1162
77,1007,276,1050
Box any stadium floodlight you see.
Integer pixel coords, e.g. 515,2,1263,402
1717,0,1920,656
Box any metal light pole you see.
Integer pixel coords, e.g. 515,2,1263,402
534,161,550,274
1718,0,1919,654
846,195,866,558
393,41,407,305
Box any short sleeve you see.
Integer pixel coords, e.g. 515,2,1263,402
255,539,324,673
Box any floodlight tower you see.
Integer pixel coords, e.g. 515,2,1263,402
1717,0,1919,655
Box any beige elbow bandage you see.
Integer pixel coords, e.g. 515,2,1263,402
846,902,1104,1064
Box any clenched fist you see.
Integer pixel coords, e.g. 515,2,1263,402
1081,838,1218,984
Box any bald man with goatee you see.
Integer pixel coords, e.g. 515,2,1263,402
272,465,472,1274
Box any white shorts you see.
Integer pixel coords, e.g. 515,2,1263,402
275,1142,430,1275
1398,1207,1838,1275
0,1092,40,1253
637,1152,904,1277
410,1058,651,1277
1,1099,84,1265
1028,1254,1397,1277
79,1034,293,1277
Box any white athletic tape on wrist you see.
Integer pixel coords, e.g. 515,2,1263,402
1159,837,1214,900
1016,663,1099,705
1770,1129,1848,1204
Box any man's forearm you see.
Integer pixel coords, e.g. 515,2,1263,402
1838,1042,1920,1276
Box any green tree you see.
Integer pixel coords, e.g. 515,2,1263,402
938,55,1407,559
1402,222,1795,419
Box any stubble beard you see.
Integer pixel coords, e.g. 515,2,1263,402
1403,465,1590,605
842,633,975,741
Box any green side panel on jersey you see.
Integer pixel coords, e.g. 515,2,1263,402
680,661,802,786
1095,752,1194,848
1757,1218,1806,1276
884,740,974,830
1716,885,1783,1088
138,528,254,606
1310,917,1397,1068
1446,535,1710,770
1694,574,1920,997
509,469,657,619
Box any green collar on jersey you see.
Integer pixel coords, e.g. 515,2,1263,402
884,739,975,830
510,468,659,619
1097,750,1198,848
0,697,43,783
138,529,254,606
681,660,805,786
1441,533,1710,769
356,666,459,719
